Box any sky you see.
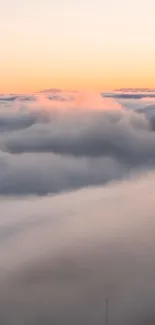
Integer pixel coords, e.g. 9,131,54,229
1,0,155,93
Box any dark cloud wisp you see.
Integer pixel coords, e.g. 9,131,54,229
102,92,155,99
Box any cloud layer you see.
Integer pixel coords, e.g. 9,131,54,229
0,91,154,195
0,90,155,324
0,172,155,324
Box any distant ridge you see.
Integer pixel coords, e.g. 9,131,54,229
114,88,155,92
39,88,62,93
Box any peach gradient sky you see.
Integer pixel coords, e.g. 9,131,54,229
1,0,155,93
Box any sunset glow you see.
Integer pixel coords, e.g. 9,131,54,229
1,0,155,93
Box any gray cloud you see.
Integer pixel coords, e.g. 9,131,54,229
0,95,19,101
2,109,155,167
0,111,49,132
102,92,155,99
0,151,128,195
0,172,155,324
0,95,154,195
48,95,74,101
18,95,37,102
0,95,36,102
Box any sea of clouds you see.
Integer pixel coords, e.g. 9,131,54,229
0,90,155,195
0,89,155,324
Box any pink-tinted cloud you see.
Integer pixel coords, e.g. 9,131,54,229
17,91,122,114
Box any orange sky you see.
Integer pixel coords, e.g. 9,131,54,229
1,0,155,94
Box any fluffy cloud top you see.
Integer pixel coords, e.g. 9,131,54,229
0,91,154,195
